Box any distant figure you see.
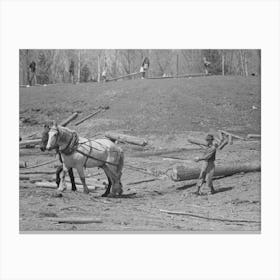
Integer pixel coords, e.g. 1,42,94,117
69,60,75,83
203,56,211,74
141,57,150,79
102,66,107,82
28,61,37,86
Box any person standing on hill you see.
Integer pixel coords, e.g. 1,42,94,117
28,61,37,86
203,56,211,74
69,60,75,83
194,134,228,195
102,65,107,82
141,57,150,79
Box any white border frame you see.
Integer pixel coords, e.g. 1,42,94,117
1,1,280,279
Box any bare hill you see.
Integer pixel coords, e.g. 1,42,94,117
20,76,261,137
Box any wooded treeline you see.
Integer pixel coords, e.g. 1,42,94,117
19,49,261,85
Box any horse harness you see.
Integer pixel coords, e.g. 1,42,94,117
52,127,119,167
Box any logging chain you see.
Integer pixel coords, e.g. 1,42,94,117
124,164,173,178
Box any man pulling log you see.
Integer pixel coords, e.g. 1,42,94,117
194,134,228,195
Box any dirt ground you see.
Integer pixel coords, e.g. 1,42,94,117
19,76,261,232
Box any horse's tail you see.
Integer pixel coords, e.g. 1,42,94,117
116,149,124,176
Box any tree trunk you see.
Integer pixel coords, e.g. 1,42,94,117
239,50,245,76
171,161,260,181
176,52,179,77
244,50,248,76
97,54,100,82
77,50,81,83
221,50,225,76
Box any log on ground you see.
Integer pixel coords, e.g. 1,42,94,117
75,106,109,126
105,132,148,146
35,181,97,190
48,217,102,224
20,161,28,168
59,112,79,127
20,139,41,148
247,134,261,139
187,137,208,147
171,161,261,181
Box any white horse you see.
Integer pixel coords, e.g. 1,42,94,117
46,121,124,196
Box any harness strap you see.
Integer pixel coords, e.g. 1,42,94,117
76,148,119,167
60,132,74,154
83,140,93,168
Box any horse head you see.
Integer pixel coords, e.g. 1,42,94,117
46,121,59,151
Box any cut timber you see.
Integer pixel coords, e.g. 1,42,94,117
105,132,148,146
171,161,261,182
35,181,96,191
218,130,246,141
247,134,261,139
20,175,30,180
20,139,41,148
75,106,109,126
48,217,102,224
20,161,28,168
147,73,209,79
106,72,140,82
187,137,208,147
59,112,78,126
20,171,56,175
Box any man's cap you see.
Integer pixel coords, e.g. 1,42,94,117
206,134,214,141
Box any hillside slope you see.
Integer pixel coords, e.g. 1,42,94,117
20,76,261,137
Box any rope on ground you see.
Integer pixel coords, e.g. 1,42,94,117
159,209,260,224
21,159,57,169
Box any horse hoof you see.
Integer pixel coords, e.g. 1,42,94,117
72,188,77,192
101,193,108,197
83,189,90,194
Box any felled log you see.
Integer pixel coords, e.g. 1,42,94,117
106,72,140,82
20,175,30,180
48,217,102,224
60,112,79,127
20,161,28,168
19,139,41,148
247,134,261,139
75,106,109,126
218,130,246,141
20,171,56,175
105,132,148,146
187,137,208,147
171,161,261,182
35,181,96,190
